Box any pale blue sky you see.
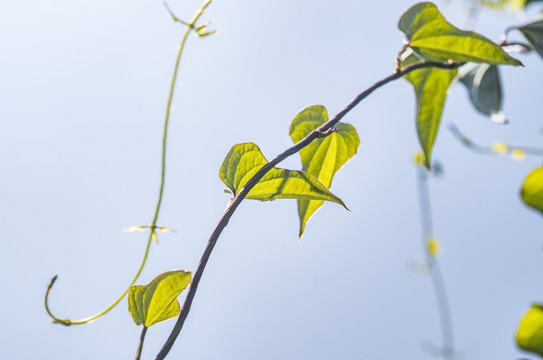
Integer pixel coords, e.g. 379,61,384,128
1,0,543,359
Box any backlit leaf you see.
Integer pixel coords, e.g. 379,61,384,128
220,143,347,207
458,63,506,123
128,270,191,328
518,15,543,59
399,2,522,65
405,66,457,169
517,303,543,356
289,105,359,238
520,167,543,214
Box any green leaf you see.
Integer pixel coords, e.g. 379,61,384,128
521,167,543,215
289,105,360,238
404,66,457,169
219,142,347,207
128,270,191,328
398,2,522,65
525,0,543,8
517,303,543,357
458,63,506,123
518,15,543,59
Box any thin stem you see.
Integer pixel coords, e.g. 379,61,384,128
135,326,149,360
501,42,533,54
499,26,520,46
155,60,462,360
449,123,543,157
43,0,213,326
44,218,154,325
416,166,454,358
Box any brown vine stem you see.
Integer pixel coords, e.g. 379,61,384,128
155,60,462,360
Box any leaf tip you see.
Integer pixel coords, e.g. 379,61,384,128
424,158,432,170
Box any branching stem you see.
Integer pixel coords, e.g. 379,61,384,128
155,60,462,359
44,0,214,327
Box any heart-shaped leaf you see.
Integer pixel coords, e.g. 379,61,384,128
289,105,360,238
517,303,543,357
521,167,543,215
220,142,347,207
399,2,522,65
518,15,543,59
128,270,191,328
458,63,506,123
404,64,457,169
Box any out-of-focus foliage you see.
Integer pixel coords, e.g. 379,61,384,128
517,304,543,357
521,167,543,215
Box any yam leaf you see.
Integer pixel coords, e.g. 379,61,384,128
399,2,522,65
458,63,506,123
128,270,191,328
289,105,359,238
220,142,347,207
518,15,543,59
517,303,543,357
405,66,457,169
521,167,543,215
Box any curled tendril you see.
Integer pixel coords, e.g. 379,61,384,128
44,234,154,325
44,0,216,327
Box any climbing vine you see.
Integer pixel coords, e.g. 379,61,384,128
43,1,543,359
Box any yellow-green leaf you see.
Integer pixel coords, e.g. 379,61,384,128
289,105,360,238
405,66,457,169
399,2,522,65
517,303,543,356
521,167,543,214
219,142,347,207
128,270,191,328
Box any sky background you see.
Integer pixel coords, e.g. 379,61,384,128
1,0,543,359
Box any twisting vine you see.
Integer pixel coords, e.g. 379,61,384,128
155,60,462,359
44,0,216,326
42,1,543,359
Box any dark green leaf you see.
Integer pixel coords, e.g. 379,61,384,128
404,66,457,169
458,63,506,123
521,167,543,214
525,0,543,8
517,303,543,357
220,142,347,207
518,15,543,59
399,2,522,65
128,270,191,328
289,105,360,238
